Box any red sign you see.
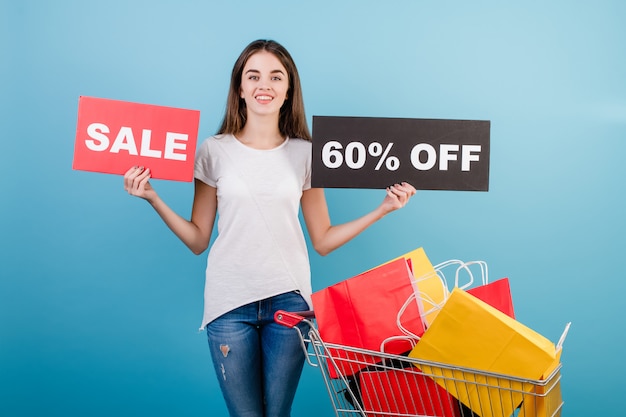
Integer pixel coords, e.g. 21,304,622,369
73,96,200,182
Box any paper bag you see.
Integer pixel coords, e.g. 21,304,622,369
312,258,425,378
467,277,515,318
385,247,445,326
518,358,564,417
359,367,461,417
409,288,566,417
517,373,563,417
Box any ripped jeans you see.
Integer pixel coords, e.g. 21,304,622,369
205,291,310,417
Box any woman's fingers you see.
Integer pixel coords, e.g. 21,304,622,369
124,166,150,195
137,168,151,191
124,166,138,192
124,166,140,177
401,182,417,196
392,182,416,196
387,182,417,207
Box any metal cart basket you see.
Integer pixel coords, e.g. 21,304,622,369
275,310,563,417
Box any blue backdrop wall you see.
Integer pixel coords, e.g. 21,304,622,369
2,1,625,416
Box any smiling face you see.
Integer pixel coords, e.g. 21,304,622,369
218,40,311,140
239,51,290,118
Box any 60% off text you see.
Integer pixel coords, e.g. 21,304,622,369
321,141,483,172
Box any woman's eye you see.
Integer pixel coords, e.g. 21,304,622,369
271,76,282,81
248,75,259,80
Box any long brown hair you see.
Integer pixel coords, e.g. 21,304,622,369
217,39,312,141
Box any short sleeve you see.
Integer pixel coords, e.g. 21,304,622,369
194,138,217,187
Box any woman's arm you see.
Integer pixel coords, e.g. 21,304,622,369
301,182,416,256
124,166,217,255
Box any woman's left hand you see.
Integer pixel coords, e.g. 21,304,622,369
380,182,417,214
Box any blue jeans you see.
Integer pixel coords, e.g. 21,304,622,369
206,291,309,417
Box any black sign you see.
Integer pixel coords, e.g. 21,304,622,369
311,116,490,191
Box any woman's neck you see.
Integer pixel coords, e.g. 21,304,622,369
237,117,285,149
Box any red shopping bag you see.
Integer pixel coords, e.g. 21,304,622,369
360,367,461,417
312,258,425,378
467,277,515,319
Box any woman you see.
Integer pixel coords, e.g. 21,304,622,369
124,39,416,417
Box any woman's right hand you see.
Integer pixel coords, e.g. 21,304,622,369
124,166,157,202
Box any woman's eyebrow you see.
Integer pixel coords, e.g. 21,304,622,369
244,68,285,75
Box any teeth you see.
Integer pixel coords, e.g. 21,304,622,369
256,95,273,100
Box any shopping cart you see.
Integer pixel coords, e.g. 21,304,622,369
275,310,563,417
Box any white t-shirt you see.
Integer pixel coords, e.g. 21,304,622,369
194,134,313,329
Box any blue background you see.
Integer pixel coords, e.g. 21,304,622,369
2,1,624,416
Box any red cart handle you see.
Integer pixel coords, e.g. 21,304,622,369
274,310,315,328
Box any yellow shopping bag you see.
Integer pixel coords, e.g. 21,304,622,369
518,326,568,417
517,368,563,417
385,247,445,326
409,288,568,417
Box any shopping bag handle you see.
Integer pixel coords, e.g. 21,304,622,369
411,260,463,318
381,290,427,352
432,259,464,289
381,270,429,352
406,259,491,328
458,260,489,288
413,260,489,316
557,322,571,351
412,269,448,320
432,259,489,290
